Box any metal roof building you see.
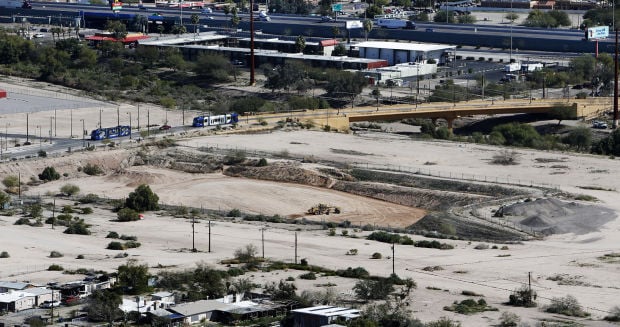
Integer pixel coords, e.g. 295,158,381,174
291,305,361,327
354,41,455,65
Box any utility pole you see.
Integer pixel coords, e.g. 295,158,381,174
294,232,298,264
191,216,196,252
18,172,21,199
147,108,150,137
614,28,619,129
26,113,29,144
51,199,55,230
117,105,120,127
391,243,395,275
208,220,211,253
261,227,265,259
54,109,57,136
70,108,73,138
249,0,255,85
528,271,532,304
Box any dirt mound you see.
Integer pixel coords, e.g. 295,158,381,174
503,198,616,235
106,170,171,188
224,162,333,188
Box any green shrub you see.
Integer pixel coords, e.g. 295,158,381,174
444,298,496,314
82,163,104,176
125,184,159,212
80,207,94,214
228,209,242,217
56,213,73,221
257,158,268,167
107,241,124,250
60,184,80,196
604,306,620,321
545,295,589,317
507,285,537,307
14,217,31,225
39,167,61,181
371,252,382,259
78,193,99,204
499,311,520,327
62,205,74,213
63,219,91,235
120,235,137,241
299,272,317,280
124,241,141,249
117,208,140,222
49,251,63,258
0,251,9,258
335,267,369,279
76,254,85,259
48,264,64,271
106,231,120,238
285,276,295,281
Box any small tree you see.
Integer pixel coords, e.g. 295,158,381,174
295,35,306,53
87,289,122,326
117,208,140,222
60,184,80,196
549,103,576,126
39,167,60,181
234,244,258,263
545,295,589,317
499,311,520,327
125,184,159,212
507,285,537,307
117,259,150,294
2,175,19,189
505,12,519,23
353,278,394,301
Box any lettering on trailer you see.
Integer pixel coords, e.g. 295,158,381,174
586,26,609,40
346,20,363,29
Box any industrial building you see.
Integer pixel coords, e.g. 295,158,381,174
354,41,455,66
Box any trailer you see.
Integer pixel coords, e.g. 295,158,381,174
192,113,239,127
375,18,415,29
0,0,31,8
503,62,520,72
90,125,131,140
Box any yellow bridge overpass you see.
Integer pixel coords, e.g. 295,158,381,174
260,97,613,131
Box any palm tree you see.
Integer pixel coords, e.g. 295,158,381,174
190,14,200,35
363,19,373,41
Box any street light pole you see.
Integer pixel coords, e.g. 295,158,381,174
80,119,85,147
128,112,132,139
54,109,57,136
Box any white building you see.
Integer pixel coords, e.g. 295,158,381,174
0,291,36,312
355,41,455,66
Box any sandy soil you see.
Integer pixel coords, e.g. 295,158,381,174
0,82,619,325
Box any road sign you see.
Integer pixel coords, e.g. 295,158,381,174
331,3,342,11
586,26,609,40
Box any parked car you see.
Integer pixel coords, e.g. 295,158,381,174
33,33,45,38
159,124,171,130
40,300,61,308
321,15,333,22
592,121,608,129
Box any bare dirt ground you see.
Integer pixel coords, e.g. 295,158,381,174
1,81,620,325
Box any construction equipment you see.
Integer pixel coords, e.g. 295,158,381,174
307,204,341,215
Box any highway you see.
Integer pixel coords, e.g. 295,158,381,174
21,2,590,45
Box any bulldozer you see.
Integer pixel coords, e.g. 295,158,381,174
307,203,341,215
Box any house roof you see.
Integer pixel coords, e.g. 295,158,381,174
292,305,361,319
0,281,30,290
167,300,232,317
354,41,455,52
151,291,174,298
23,287,54,296
0,291,35,303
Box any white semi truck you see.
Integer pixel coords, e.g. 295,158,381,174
375,18,415,29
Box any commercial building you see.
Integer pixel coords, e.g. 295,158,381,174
354,41,455,66
291,305,360,327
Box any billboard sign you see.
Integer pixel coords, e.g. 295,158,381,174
331,3,342,11
346,20,363,29
586,26,609,40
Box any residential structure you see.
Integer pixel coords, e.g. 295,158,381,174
0,291,36,312
291,305,360,327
